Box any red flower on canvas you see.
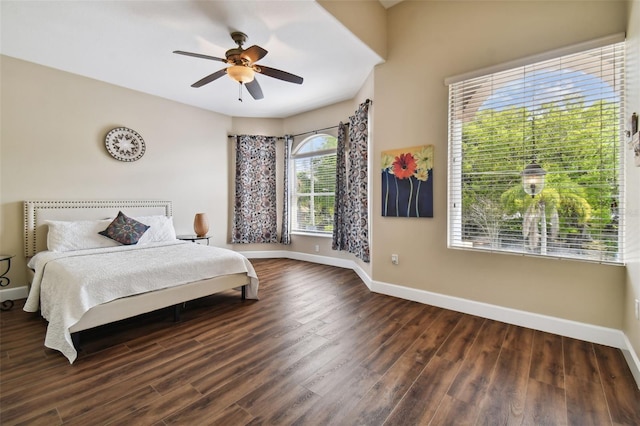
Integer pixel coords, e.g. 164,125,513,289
392,153,417,179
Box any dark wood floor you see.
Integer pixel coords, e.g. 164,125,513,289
1,258,639,425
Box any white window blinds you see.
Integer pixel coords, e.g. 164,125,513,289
292,134,337,234
447,40,625,263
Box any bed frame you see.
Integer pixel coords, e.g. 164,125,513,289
24,200,250,340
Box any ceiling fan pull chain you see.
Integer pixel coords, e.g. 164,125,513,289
238,82,243,102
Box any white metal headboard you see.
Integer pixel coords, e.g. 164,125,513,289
23,200,172,257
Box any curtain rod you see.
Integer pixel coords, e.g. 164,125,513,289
227,127,337,140
227,135,285,140
288,98,372,138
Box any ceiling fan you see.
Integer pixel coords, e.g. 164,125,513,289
174,31,303,101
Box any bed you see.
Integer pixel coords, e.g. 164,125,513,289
22,200,258,363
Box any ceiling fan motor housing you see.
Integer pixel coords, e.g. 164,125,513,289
225,48,245,64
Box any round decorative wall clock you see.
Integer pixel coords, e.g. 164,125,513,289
105,127,146,162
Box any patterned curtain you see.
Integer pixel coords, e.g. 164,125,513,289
280,135,292,245
332,100,371,262
332,122,348,252
231,135,278,244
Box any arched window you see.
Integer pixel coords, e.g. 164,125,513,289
291,134,337,234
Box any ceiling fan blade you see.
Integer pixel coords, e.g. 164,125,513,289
255,65,303,84
173,50,227,63
245,79,264,100
241,45,268,64
191,68,227,88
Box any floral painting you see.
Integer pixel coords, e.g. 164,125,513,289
382,145,434,217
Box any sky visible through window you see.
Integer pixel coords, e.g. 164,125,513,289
480,69,617,111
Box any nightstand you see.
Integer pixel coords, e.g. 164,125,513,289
0,254,15,311
177,235,210,245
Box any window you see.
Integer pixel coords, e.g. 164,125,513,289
447,40,625,263
291,134,337,234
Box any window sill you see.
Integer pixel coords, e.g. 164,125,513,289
448,244,624,266
291,231,333,238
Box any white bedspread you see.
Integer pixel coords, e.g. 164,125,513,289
25,241,258,363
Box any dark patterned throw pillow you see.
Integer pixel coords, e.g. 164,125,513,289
99,211,150,245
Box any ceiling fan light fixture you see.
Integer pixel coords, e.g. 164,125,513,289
227,65,255,83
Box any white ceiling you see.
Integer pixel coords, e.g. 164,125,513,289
0,0,387,118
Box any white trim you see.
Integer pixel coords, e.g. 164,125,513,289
372,279,625,348
622,333,640,390
0,286,29,303
290,231,333,238
372,278,639,389
239,250,373,288
240,250,637,387
444,32,625,86
237,250,290,259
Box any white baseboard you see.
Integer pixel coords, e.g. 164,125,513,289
372,279,626,349
237,250,290,260
622,334,640,389
239,250,373,288
0,285,28,303
372,279,640,389
240,250,639,388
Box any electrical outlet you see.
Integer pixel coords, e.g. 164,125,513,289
391,254,399,265
635,299,639,320
314,245,320,253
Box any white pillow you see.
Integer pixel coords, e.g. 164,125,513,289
134,215,177,244
46,219,120,252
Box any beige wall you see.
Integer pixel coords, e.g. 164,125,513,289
624,0,640,365
0,56,234,288
371,0,628,329
317,0,387,60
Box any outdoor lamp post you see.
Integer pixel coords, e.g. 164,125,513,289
521,161,547,197
522,160,548,254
